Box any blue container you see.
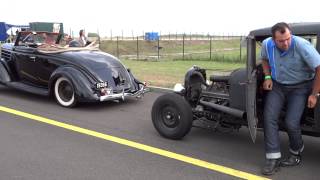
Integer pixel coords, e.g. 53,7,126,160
145,32,159,41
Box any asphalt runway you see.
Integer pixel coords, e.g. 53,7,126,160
0,85,319,180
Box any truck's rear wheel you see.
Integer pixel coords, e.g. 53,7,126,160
151,93,193,139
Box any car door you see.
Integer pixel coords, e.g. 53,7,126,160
12,46,39,85
34,54,58,87
246,36,258,143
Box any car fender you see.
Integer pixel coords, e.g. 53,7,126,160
0,58,11,83
183,66,207,106
184,66,206,87
127,68,143,91
49,66,98,101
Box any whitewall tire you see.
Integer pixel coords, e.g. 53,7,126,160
54,77,77,107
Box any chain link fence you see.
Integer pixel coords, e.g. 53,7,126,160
99,34,247,63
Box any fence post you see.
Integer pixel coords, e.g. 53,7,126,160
182,34,185,60
157,38,160,60
239,36,242,62
132,30,134,40
122,30,124,40
97,29,101,45
210,36,212,60
116,36,119,58
136,36,139,60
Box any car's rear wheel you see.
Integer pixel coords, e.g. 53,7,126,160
54,76,77,107
151,93,193,140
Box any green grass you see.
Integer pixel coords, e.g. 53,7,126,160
121,59,245,88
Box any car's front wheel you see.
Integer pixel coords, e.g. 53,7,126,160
151,93,193,140
54,76,77,107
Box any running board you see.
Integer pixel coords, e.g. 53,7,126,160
6,82,49,96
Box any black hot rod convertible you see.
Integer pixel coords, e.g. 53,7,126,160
0,31,147,107
151,23,320,142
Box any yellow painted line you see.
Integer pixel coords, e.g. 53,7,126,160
0,106,270,180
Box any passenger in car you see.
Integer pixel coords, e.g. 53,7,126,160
78,29,91,46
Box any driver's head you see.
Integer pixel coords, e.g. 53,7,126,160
271,22,292,51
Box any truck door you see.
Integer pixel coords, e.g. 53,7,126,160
246,36,258,143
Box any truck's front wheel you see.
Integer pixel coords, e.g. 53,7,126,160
151,93,193,140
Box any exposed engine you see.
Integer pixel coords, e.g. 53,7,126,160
183,66,246,132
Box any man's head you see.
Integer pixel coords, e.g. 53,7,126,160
79,29,85,37
271,22,292,51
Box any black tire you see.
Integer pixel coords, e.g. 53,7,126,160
314,102,320,130
54,76,77,107
151,93,193,140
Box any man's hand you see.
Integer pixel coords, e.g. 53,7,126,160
308,95,318,108
263,79,273,90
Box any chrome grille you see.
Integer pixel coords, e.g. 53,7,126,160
1,49,11,61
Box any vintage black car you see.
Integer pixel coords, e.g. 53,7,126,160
0,31,148,107
151,22,320,142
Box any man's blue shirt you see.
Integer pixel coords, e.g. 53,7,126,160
260,35,320,84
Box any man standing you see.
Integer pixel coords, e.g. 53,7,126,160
261,22,320,175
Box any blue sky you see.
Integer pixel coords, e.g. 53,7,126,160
1,0,319,37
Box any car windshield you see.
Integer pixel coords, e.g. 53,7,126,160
16,31,98,53
17,32,59,46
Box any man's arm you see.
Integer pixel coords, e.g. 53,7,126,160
262,59,271,76
295,38,320,108
308,66,320,108
262,59,273,90
312,66,320,95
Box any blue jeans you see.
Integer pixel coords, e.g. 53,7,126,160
263,81,312,159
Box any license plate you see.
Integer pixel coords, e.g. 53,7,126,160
96,81,108,88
